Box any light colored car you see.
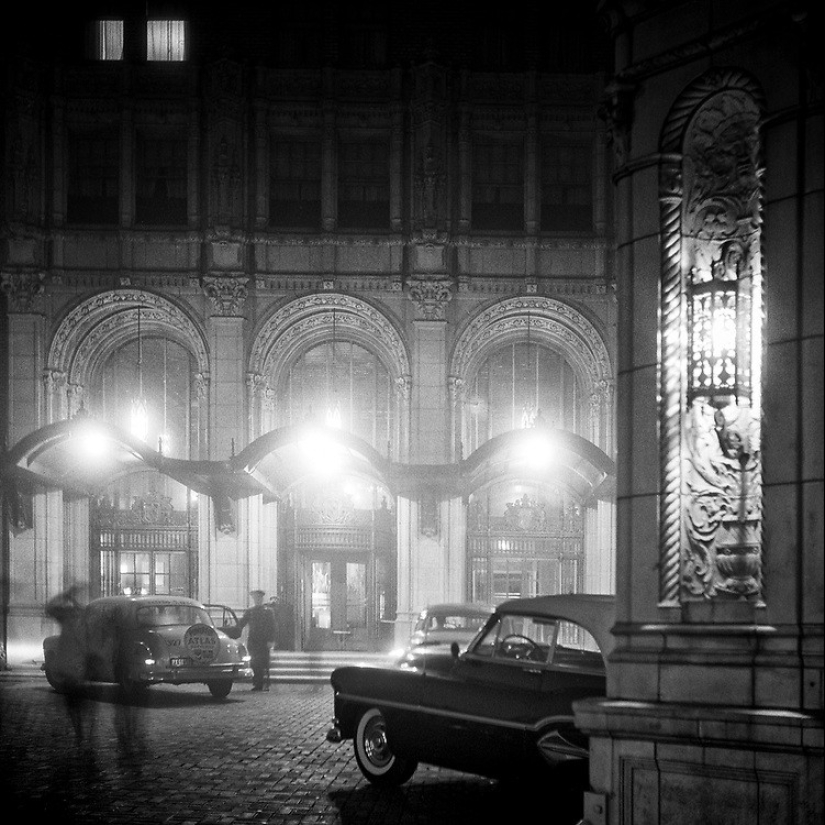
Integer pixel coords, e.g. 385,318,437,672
407,602,493,651
43,595,252,699
327,593,614,813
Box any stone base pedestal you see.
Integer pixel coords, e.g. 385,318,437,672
575,698,823,825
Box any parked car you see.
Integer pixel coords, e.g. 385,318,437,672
43,595,252,699
326,594,614,797
405,602,493,653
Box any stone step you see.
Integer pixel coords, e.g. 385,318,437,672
268,651,395,683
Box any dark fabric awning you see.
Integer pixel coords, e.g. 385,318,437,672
2,419,614,505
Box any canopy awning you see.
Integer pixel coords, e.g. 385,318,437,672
2,419,614,505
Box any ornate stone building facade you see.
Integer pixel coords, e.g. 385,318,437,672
1,4,616,660
574,2,823,823
2,2,821,822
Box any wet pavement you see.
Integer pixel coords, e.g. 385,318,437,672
0,673,563,825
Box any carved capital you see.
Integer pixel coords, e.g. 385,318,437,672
408,278,452,321
1,271,45,312
202,275,248,316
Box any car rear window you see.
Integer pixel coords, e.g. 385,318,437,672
427,613,487,631
136,604,211,627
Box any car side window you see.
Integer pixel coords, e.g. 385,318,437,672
472,616,502,657
551,621,604,670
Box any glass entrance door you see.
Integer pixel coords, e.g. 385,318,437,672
305,559,369,651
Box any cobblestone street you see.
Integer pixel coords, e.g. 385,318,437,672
0,675,550,825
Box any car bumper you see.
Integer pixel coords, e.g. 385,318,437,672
138,663,253,685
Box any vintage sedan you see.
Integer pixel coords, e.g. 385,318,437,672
43,595,252,699
405,602,493,652
326,594,614,792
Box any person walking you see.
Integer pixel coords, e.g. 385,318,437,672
236,589,276,691
45,582,96,764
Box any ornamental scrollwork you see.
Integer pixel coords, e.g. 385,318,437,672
202,275,249,316
1,272,45,312
408,278,453,320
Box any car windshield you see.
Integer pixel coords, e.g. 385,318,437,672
136,604,212,627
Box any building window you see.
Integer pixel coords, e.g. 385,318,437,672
464,341,582,454
337,139,390,230
135,133,188,226
472,138,524,231
67,130,120,225
269,138,322,228
91,20,124,61
147,20,186,62
540,138,593,232
337,5,388,68
281,340,395,454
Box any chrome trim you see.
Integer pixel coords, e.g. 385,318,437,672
336,691,577,734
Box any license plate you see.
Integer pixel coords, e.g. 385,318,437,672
170,657,190,667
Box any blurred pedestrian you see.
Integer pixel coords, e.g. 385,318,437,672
45,583,95,762
112,616,148,775
236,589,276,691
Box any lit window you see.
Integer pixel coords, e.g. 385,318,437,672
147,20,186,62
93,20,124,61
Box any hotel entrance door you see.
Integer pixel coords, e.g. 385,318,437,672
304,558,369,651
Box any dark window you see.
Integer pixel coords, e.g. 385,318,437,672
270,138,322,228
135,133,188,226
337,5,388,68
67,130,120,225
540,138,593,232
337,139,389,230
472,138,524,231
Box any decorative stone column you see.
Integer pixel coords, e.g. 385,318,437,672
575,5,823,824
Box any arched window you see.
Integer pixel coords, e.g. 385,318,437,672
92,335,197,459
464,341,583,454
280,340,396,453
88,334,199,598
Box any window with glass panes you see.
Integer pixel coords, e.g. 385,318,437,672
280,340,395,453
472,137,524,231
147,20,186,62
269,138,322,228
337,139,390,229
67,130,120,225
464,341,583,454
135,133,188,225
540,138,593,232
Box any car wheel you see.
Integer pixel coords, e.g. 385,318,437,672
207,680,233,699
353,707,417,786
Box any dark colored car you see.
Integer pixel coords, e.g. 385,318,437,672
43,595,252,699
406,602,493,652
326,594,614,791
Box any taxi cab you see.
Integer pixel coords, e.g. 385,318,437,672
43,595,252,699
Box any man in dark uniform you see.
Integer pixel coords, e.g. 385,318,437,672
236,589,276,691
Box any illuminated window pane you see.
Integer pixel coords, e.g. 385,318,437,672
94,20,124,61
147,20,186,62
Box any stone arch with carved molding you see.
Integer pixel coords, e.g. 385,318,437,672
449,296,614,460
247,293,412,455
658,68,765,605
47,288,210,425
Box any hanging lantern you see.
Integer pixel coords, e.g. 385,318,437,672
687,249,749,409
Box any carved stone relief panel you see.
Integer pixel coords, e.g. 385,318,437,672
658,71,765,604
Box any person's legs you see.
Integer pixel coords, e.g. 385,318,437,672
250,644,265,690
